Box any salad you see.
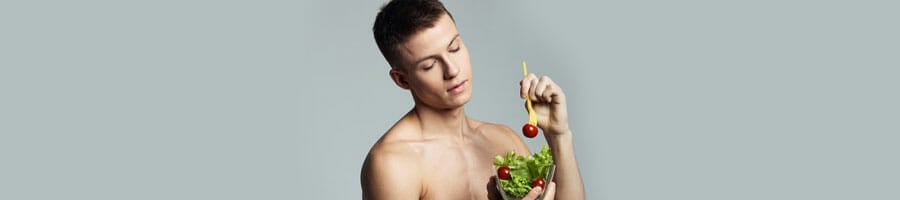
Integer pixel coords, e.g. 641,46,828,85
494,145,554,198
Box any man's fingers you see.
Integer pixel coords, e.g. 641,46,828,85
530,81,540,101
522,185,543,200
541,182,557,200
534,76,550,100
527,74,539,101
522,74,565,105
540,81,555,103
520,74,537,99
536,76,556,103
519,79,526,98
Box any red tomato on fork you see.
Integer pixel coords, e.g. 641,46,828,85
522,123,538,138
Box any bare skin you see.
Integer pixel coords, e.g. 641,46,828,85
361,13,583,200
362,111,531,199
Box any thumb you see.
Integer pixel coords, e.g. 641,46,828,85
522,185,543,200
541,182,556,200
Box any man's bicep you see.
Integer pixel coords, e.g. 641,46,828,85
361,153,420,200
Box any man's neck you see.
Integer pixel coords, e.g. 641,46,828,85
411,104,470,139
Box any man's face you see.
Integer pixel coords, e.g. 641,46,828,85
392,13,472,110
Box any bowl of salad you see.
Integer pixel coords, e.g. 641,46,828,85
494,145,556,200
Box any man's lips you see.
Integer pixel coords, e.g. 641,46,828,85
447,80,467,92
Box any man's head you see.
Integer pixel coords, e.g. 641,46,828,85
373,0,473,109
373,0,453,68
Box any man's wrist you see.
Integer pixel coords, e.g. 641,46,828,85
545,129,573,144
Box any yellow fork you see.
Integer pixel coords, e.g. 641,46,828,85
522,61,538,126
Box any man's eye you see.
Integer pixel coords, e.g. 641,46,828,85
450,45,461,53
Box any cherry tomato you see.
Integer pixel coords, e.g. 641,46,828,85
497,166,511,180
522,123,538,138
531,177,545,189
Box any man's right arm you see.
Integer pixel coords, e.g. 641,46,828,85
361,149,421,200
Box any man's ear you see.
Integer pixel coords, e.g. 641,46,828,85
389,68,410,90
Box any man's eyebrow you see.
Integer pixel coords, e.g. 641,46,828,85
447,34,460,49
412,34,461,66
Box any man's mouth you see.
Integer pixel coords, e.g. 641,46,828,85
447,80,467,93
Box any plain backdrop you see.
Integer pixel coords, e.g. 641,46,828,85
2,0,898,199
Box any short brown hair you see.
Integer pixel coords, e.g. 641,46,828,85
373,0,454,69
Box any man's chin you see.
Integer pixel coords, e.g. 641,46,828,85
438,96,471,110
452,93,472,106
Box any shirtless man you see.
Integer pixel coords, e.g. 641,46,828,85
361,0,585,199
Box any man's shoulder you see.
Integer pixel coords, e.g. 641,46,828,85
472,120,531,155
472,120,519,139
365,123,425,171
478,121,516,132
362,130,424,199
366,139,422,164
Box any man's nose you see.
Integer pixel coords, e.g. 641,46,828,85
443,58,459,80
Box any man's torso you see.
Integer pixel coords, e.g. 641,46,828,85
368,117,528,200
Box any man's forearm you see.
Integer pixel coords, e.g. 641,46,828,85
547,130,585,200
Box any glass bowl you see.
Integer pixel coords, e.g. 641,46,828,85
494,164,556,200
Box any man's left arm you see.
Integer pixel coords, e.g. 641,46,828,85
545,129,584,200
520,74,586,200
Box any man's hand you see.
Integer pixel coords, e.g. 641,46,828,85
520,74,569,136
522,182,556,200
519,73,586,200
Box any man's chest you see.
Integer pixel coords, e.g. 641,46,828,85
417,139,510,199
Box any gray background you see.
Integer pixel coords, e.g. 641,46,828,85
2,0,898,199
